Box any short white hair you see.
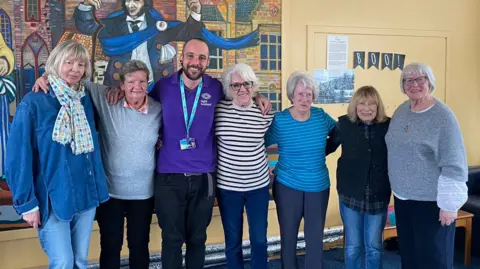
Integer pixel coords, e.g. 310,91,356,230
286,71,319,102
400,62,436,93
222,63,259,99
45,40,92,84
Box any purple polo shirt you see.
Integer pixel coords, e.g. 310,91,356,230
150,70,224,173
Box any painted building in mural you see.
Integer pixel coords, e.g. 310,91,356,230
0,0,281,230
202,0,282,111
0,0,50,102
0,0,282,106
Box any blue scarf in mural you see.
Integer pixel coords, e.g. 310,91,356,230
0,77,16,103
0,76,16,180
100,9,259,56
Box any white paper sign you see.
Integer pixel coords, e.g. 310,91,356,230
327,35,349,70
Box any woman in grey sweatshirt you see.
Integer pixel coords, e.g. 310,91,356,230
385,62,468,269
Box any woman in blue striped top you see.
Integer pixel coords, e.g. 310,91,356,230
266,71,336,269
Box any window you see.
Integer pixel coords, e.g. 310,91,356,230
259,91,281,112
209,31,223,70
0,10,12,48
260,34,281,71
25,0,40,22
21,33,48,97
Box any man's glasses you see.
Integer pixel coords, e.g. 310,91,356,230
230,81,254,91
403,76,428,86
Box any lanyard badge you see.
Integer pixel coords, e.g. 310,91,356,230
179,75,203,150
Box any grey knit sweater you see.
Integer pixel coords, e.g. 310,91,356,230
385,99,468,212
87,82,162,200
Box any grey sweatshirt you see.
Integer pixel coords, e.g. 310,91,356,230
385,99,468,212
86,82,162,200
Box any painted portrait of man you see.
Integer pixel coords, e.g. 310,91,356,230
74,0,259,88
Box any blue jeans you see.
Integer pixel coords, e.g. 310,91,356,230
38,207,96,269
217,187,270,269
339,201,387,269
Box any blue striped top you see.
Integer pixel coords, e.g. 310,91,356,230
266,107,336,192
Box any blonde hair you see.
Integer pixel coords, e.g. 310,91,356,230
347,86,387,123
45,40,92,84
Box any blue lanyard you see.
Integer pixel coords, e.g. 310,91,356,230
180,75,203,138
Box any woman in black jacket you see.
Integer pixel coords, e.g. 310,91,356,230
326,86,391,269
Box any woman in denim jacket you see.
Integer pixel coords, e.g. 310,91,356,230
6,40,109,269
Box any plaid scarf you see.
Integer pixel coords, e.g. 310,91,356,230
49,76,94,155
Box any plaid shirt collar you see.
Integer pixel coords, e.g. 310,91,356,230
123,97,149,115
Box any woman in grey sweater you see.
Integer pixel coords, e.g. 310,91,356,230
385,62,468,269
33,60,162,269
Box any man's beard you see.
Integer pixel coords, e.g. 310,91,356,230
183,64,206,81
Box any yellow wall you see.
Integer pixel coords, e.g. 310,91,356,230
1,0,480,268
281,0,480,229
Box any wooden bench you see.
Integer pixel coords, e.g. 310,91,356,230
383,210,473,265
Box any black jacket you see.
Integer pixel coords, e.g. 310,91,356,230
326,115,391,202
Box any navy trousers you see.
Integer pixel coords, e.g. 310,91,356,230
394,197,456,269
273,180,330,269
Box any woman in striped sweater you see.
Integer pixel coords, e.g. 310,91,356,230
266,71,336,269
214,63,274,269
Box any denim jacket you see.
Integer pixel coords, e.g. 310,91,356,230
6,88,109,224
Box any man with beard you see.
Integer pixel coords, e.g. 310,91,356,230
148,38,268,269
105,38,270,268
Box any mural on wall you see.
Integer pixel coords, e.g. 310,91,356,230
0,0,281,231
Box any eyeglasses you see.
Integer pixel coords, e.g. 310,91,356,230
230,81,254,91
403,76,428,86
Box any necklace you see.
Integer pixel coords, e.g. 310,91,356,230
405,101,436,132
404,109,412,132
291,109,310,121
